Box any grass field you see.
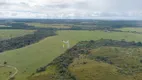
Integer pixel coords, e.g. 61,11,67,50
69,46,142,80
1,30,142,80
27,23,71,29
117,27,142,32
0,25,10,27
0,29,35,40
0,66,15,80
69,58,131,80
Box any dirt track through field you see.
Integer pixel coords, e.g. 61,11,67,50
0,64,18,80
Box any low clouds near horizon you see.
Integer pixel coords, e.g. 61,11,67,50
0,0,142,19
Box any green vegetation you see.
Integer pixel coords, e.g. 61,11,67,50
0,20,142,80
27,23,71,29
0,25,10,27
30,39,142,80
0,19,142,80
69,58,131,80
1,30,142,80
0,30,56,52
117,27,142,32
69,46,142,80
69,55,142,80
0,29,34,41
89,47,142,74
0,66,15,80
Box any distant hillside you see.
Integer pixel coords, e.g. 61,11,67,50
29,39,142,80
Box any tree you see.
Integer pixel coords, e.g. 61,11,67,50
4,61,7,65
140,60,142,63
137,42,142,46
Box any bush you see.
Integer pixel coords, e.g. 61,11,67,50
140,60,142,63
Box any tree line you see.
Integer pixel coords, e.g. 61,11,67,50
0,29,56,53
34,39,142,80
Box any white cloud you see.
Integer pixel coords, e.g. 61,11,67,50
0,0,142,19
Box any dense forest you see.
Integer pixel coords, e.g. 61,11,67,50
0,29,56,53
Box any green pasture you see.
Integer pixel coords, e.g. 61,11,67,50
68,46,142,80
0,66,15,80
117,27,142,32
0,25,10,27
1,30,142,80
27,23,71,29
0,29,35,40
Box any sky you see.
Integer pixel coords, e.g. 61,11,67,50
0,0,142,19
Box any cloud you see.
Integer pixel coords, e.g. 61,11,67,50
0,0,141,19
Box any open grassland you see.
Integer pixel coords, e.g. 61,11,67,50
68,46,142,80
0,25,10,27
69,58,131,80
1,30,142,80
117,27,142,32
27,23,71,29
0,66,15,80
0,29,35,40
90,47,142,74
